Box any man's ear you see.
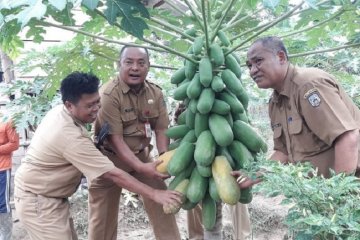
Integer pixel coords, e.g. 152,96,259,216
277,51,287,64
64,100,72,109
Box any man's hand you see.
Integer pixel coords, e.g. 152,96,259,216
151,189,183,206
231,171,263,189
139,160,171,180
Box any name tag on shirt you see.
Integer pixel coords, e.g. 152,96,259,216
145,122,152,138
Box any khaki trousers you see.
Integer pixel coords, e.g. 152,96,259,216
188,202,251,240
88,151,180,240
14,186,78,240
224,203,251,240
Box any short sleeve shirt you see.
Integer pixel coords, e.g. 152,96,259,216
269,64,360,176
95,77,169,153
15,105,115,198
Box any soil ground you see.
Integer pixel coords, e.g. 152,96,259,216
11,186,289,240
9,105,290,240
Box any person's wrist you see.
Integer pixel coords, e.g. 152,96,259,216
134,162,146,173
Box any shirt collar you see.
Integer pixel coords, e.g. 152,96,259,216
118,76,147,95
63,105,85,127
272,64,295,103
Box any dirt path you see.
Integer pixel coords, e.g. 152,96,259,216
11,190,289,240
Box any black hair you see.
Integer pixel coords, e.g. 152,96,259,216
253,36,288,59
60,72,99,104
119,46,149,61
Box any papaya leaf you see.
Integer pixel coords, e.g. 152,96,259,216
14,0,46,27
104,0,149,24
48,0,67,11
25,20,46,43
120,15,148,39
82,0,100,10
0,0,29,9
305,0,318,10
245,0,260,9
46,4,75,26
262,0,280,10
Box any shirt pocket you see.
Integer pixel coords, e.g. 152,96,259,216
139,110,160,129
121,111,138,135
288,119,321,153
273,126,287,153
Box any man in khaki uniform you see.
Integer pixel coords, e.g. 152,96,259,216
14,72,181,240
244,36,360,178
88,46,181,240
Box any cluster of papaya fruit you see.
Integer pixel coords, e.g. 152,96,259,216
156,25,267,230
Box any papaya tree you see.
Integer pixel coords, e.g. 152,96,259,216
1,0,359,238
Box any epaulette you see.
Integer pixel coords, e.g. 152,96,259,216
146,80,162,90
102,78,119,95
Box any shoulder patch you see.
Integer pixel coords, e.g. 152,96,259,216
146,80,162,90
102,80,119,95
307,91,321,107
303,88,317,99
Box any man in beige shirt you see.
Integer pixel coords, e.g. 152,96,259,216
243,36,360,180
88,46,181,240
14,72,181,240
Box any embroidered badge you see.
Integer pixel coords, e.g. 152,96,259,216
303,88,317,98
307,92,321,107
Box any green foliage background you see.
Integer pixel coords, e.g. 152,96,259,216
0,1,360,238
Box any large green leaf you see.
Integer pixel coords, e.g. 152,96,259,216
120,15,148,39
46,4,75,26
103,0,149,39
104,0,149,24
14,0,46,27
262,0,280,10
82,0,100,10
25,20,46,43
48,0,67,11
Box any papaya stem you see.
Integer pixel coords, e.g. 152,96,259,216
210,0,236,43
238,43,360,67
150,17,195,41
90,10,198,62
183,0,205,31
229,0,330,42
148,24,180,39
163,0,187,16
280,9,345,39
142,38,197,63
89,50,178,70
226,2,244,26
288,42,360,58
223,8,263,32
201,0,210,52
38,21,165,52
226,1,305,56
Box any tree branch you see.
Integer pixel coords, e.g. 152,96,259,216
150,17,195,41
226,1,305,56
280,9,345,39
201,0,209,51
239,43,360,67
94,9,197,63
163,0,187,16
288,43,360,58
210,0,237,43
38,21,165,52
183,0,204,31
